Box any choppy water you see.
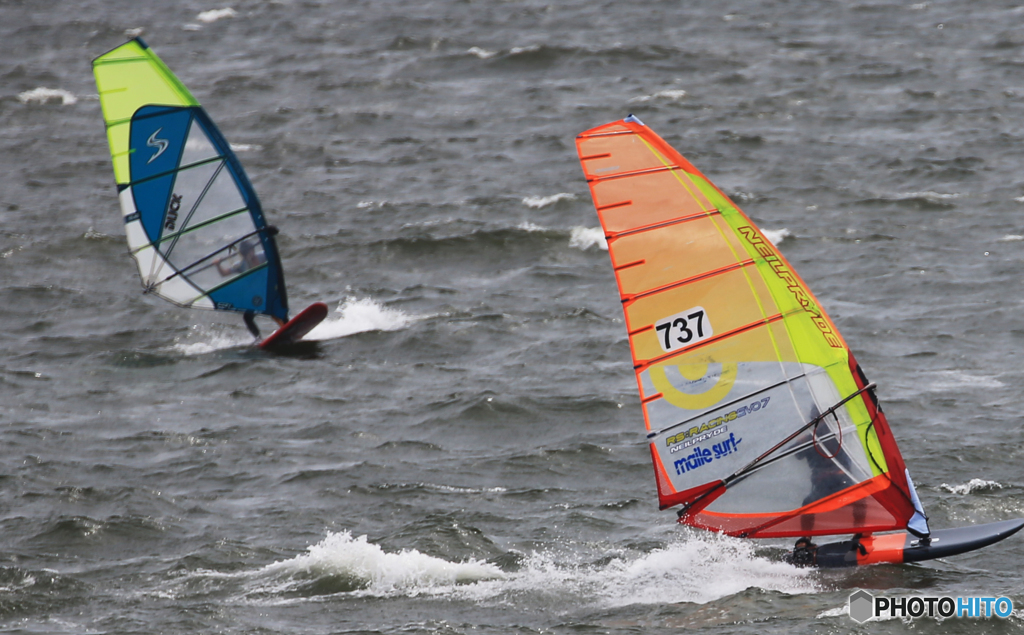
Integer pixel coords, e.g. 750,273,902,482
3,1,1024,633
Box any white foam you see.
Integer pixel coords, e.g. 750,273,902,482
467,46,497,59
817,605,849,619
890,191,959,202
927,370,1004,391
171,325,252,355
940,479,1004,495
998,234,1024,242
356,200,386,209
259,531,504,597
568,533,815,608
250,530,815,606
762,228,791,246
18,88,77,106
229,143,261,152
569,226,608,251
509,45,541,55
516,221,546,232
629,89,688,103
305,297,413,341
197,7,238,23
422,483,507,495
167,300,407,354
522,193,576,208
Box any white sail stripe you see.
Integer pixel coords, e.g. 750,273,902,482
153,270,213,307
120,186,212,303
118,186,163,284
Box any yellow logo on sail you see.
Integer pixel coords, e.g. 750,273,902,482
649,361,737,410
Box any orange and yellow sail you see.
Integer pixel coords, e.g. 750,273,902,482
576,116,927,539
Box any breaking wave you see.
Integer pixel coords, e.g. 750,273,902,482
522,193,576,209
940,479,1004,495
629,89,687,103
305,297,414,341
568,226,607,251
169,297,413,354
240,530,816,607
762,228,791,246
18,88,77,106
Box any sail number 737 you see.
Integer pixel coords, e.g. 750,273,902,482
654,307,713,353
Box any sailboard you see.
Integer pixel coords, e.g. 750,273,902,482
575,115,1023,567
92,38,325,346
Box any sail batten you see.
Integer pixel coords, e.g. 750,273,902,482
94,38,288,322
608,209,723,241
124,155,224,189
577,118,927,539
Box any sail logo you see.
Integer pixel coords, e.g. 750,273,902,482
666,396,769,449
147,128,169,164
669,425,728,454
737,226,843,349
165,194,182,230
673,432,741,475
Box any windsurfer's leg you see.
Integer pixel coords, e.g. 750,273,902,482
243,310,261,338
801,493,815,533
853,499,867,527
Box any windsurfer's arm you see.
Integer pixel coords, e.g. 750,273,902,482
215,257,245,277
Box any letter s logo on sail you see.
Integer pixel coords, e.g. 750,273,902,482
147,128,169,164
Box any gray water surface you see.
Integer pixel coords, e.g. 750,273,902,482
2,1,1023,633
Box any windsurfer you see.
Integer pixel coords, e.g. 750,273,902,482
216,238,265,277
212,231,287,340
788,536,818,566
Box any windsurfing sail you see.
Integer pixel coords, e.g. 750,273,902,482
92,38,288,323
575,116,930,539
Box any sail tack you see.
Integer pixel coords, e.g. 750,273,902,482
93,39,288,321
576,117,926,539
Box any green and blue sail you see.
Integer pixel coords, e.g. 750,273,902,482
93,38,288,322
